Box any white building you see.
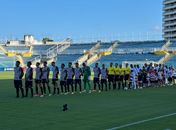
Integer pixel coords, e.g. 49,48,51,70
163,0,176,41
24,35,35,45
7,35,43,45
7,40,22,45
5,35,68,46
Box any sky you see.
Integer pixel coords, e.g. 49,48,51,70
0,0,163,42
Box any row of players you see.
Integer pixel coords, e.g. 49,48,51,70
13,60,175,98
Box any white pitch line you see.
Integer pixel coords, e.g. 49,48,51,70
107,112,176,130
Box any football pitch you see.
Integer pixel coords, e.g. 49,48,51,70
0,72,176,130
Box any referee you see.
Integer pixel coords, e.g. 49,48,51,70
107,62,115,90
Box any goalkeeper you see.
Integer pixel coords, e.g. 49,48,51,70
82,62,91,93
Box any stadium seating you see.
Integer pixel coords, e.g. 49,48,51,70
0,40,174,68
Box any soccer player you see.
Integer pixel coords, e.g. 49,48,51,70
119,64,125,90
35,62,43,97
168,66,173,85
137,71,143,89
41,61,51,96
74,62,82,93
134,64,139,77
147,71,151,87
158,68,164,87
130,69,137,90
82,62,91,93
107,62,115,90
66,62,75,94
60,63,67,94
149,67,158,87
100,64,108,91
51,62,59,95
25,61,33,97
130,64,134,71
164,65,169,85
124,63,131,89
154,63,159,72
136,65,142,74
93,63,101,92
14,61,24,98
141,66,148,88
114,63,120,90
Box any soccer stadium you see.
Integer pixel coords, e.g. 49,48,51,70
0,36,175,69
1,0,176,130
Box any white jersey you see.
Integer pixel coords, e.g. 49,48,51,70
131,68,137,76
134,67,138,75
35,67,42,80
25,67,33,81
74,67,82,79
67,67,74,79
14,67,23,80
164,67,168,78
52,66,59,79
155,66,159,72
101,68,107,79
158,71,163,80
41,66,50,80
136,67,141,74
60,68,67,81
93,67,101,78
168,69,173,77
130,71,136,81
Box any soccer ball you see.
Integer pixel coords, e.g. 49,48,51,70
124,87,128,90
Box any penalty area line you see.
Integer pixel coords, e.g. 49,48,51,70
107,112,176,130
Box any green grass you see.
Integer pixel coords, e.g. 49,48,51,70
0,72,176,130
0,71,14,79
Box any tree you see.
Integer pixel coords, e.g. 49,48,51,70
42,37,53,44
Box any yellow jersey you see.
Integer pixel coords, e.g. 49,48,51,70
114,67,120,75
108,67,115,75
119,68,125,75
125,67,131,75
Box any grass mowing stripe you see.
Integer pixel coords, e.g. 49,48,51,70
107,112,176,130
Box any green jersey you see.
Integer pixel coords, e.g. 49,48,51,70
83,66,91,80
